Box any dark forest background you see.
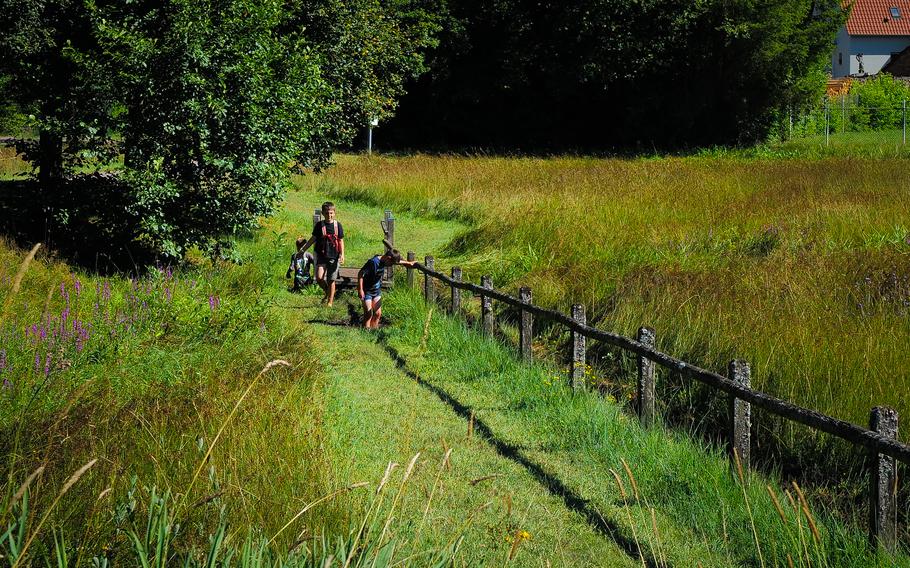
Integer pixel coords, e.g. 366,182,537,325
380,0,844,152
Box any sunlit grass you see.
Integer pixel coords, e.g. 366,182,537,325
379,287,907,566
300,154,910,442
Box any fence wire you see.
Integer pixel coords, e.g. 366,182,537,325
783,98,910,152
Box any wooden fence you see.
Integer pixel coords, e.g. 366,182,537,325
403,253,906,551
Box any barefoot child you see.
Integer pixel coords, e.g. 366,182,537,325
298,202,345,306
357,248,416,329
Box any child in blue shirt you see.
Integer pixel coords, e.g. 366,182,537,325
358,248,415,329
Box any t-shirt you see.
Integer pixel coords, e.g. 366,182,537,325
311,220,344,260
360,255,384,293
292,252,314,280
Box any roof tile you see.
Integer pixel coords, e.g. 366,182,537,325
846,0,910,36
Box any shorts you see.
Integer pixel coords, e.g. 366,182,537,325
316,257,339,280
363,289,382,303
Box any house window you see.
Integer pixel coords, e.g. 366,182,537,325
839,52,843,65
890,6,901,18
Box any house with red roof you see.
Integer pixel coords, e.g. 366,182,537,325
832,0,910,77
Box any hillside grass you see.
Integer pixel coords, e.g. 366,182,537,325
0,149,910,566
364,285,908,566
0,185,471,565
0,235,350,563
1,171,908,564
300,155,910,467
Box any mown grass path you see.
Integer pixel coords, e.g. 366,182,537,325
272,189,638,565
312,311,643,566
273,187,900,567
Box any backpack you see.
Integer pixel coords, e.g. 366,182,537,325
320,221,340,257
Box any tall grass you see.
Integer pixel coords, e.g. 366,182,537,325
380,286,908,566
0,237,344,563
300,154,910,461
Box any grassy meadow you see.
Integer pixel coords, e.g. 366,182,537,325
2,145,910,564
0,233,350,564
301,155,910,456
370,286,907,566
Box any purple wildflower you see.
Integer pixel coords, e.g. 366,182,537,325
44,353,52,377
74,278,82,296
1,351,9,389
34,352,40,374
209,295,220,312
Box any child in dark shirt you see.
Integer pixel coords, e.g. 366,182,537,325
358,248,416,329
286,237,315,292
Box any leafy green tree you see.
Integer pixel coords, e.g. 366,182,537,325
0,0,439,260
0,0,116,183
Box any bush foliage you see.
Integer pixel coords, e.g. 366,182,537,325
0,0,441,261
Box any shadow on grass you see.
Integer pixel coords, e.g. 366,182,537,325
374,335,664,568
0,178,153,273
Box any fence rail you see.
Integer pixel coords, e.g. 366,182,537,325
405,256,905,549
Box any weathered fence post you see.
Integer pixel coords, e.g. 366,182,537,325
481,276,494,337
383,210,395,283
424,256,435,303
406,251,416,289
451,267,462,314
636,327,656,426
728,359,752,470
519,287,533,364
570,304,586,391
313,209,322,229
869,406,898,550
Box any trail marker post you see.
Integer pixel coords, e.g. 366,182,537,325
424,256,435,303
570,305,587,390
729,360,752,470
382,210,395,283
481,276,494,337
869,406,898,550
637,327,656,426
451,267,462,314
519,287,533,364
406,251,416,288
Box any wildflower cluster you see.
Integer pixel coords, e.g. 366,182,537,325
542,363,637,405
0,264,225,396
504,529,531,543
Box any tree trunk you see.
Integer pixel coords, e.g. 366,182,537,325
38,129,64,186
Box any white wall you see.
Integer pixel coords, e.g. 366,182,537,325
832,27,852,77
832,32,910,77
